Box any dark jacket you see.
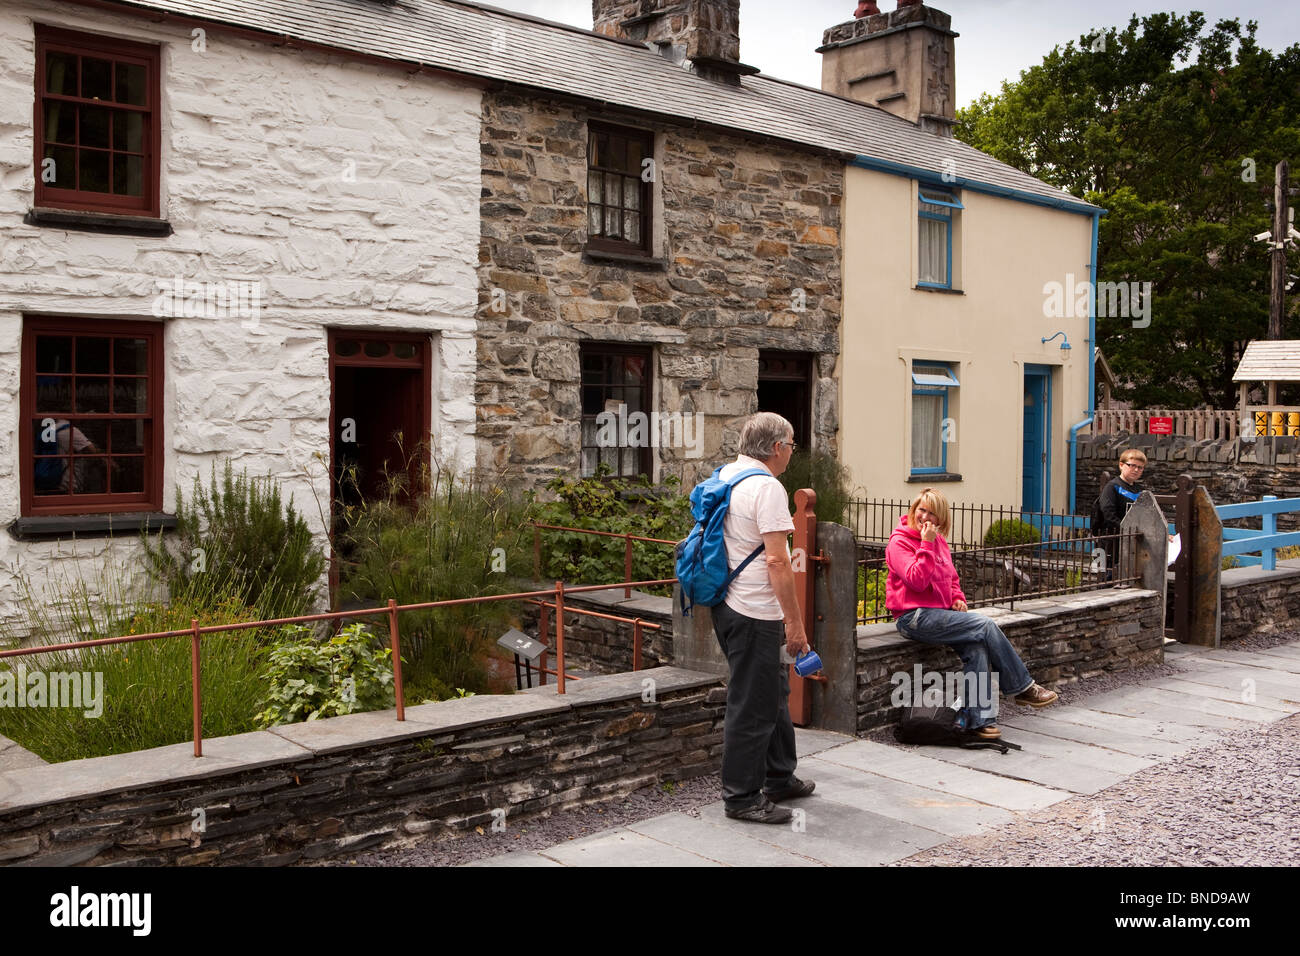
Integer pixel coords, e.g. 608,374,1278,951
1098,477,1143,533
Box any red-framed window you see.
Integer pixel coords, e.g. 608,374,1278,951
21,318,164,515
586,122,654,256
34,25,161,218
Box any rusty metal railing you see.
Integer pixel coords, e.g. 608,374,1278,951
0,578,675,758
531,522,677,599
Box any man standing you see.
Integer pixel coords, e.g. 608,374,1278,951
713,412,815,823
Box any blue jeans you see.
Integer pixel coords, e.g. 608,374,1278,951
894,607,1035,730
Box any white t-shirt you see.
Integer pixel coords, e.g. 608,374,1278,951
718,455,795,620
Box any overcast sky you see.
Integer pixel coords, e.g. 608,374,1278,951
484,0,1299,107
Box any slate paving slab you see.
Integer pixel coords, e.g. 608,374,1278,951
996,712,1194,759
537,829,721,867
814,740,1071,811
1025,704,1217,742
462,851,563,867
626,812,824,867
1146,676,1297,712
976,726,1157,775
1162,663,1300,703
1198,650,1300,673
907,743,1128,794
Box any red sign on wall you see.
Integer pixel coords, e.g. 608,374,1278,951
1149,416,1174,435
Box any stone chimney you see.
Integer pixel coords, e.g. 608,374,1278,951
593,1,757,84
817,2,957,137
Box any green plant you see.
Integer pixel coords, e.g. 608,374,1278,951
254,622,395,727
778,448,852,525
982,519,1042,550
339,466,532,698
143,461,325,620
856,566,888,620
1065,568,1084,588
531,465,692,592
1221,554,1241,570
661,779,678,795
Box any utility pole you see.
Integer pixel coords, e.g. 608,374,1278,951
1268,160,1289,340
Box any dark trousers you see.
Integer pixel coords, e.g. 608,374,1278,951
712,601,797,810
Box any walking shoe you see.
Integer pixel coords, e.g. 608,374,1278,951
971,724,1001,740
724,796,793,824
763,777,816,803
1014,682,1059,708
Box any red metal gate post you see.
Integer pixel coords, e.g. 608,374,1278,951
789,489,817,726
191,617,203,757
388,598,405,721
555,581,566,695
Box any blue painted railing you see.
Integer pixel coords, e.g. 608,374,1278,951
1216,495,1300,570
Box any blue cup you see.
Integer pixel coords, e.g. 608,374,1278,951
794,650,823,677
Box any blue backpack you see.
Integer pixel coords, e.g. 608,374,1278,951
675,466,769,615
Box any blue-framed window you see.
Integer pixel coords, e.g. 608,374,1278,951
918,187,963,289
911,362,959,474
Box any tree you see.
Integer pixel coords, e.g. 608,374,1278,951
956,13,1300,408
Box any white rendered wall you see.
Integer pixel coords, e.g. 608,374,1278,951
0,1,482,638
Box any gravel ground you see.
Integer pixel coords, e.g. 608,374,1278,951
317,630,1300,867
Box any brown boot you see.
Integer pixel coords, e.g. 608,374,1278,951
1014,682,1058,708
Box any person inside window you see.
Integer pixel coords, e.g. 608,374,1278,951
33,419,104,494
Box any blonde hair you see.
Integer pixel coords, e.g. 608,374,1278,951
907,487,951,536
1119,449,1148,466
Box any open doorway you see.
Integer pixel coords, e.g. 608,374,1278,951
758,351,813,446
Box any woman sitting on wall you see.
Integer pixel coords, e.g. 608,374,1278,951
885,488,1059,739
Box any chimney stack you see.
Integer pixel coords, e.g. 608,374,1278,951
817,2,957,137
593,1,757,84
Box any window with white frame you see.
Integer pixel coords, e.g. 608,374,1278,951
917,186,963,289
911,362,959,474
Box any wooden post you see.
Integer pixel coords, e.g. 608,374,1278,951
788,489,817,727
1121,492,1170,633
1172,475,1194,644
1268,159,1289,340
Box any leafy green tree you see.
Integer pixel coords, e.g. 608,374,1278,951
957,13,1300,407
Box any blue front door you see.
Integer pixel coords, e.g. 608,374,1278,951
1022,368,1051,512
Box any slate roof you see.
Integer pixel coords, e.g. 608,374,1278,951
80,0,1099,212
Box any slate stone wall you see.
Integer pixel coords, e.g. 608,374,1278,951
476,90,842,488
521,589,675,674
0,670,723,866
854,589,1164,733
1219,565,1300,642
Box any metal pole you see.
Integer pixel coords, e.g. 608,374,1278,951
533,525,541,580
624,533,633,600
555,580,566,696
633,618,642,671
539,604,549,687
388,598,405,721
190,617,202,757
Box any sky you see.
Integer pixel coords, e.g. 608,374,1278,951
480,0,1299,107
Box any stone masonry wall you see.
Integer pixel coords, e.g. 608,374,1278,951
475,90,842,489
521,588,675,674
855,589,1164,732
0,668,724,866
1219,564,1300,642
0,1,482,638
1077,434,1300,529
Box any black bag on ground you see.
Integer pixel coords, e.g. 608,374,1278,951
892,706,1022,754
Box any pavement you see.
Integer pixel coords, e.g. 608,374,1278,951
465,641,1300,867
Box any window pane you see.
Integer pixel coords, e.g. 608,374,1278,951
46,51,78,95
363,341,390,358
589,133,604,168
919,218,948,285
80,106,111,148
113,378,147,413
588,171,601,203
42,145,76,188
392,342,417,359
115,62,147,105
81,57,112,100
625,180,639,211
588,204,602,235
35,376,72,413
67,458,109,495
75,419,108,448
110,457,145,494
110,420,145,454
112,110,144,152
43,101,76,144
603,175,621,209
628,138,643,170
74,377,111,413
113,338,148,374
76,337,110,373
79,148,110,192
36,336,73,373
112,154,143,196
911,393,943,469
605,206,618,237
335,339,361,357
623,211,640,244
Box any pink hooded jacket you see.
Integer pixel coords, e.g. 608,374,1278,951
884,514,966,615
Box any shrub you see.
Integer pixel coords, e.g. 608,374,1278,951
778,448,852,525
339,467,532,698
856,566,888,620
982,519,1042,550
254,622,395,727
142,461,325,620
0,589,270,762
531,466,692,592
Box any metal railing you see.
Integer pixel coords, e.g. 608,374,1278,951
531,522,677,598
1218,494,1300,569
0,577,674,758
855,531,1140,625
845,498,1092,550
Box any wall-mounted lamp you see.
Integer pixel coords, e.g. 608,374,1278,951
1041,331,1072,350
